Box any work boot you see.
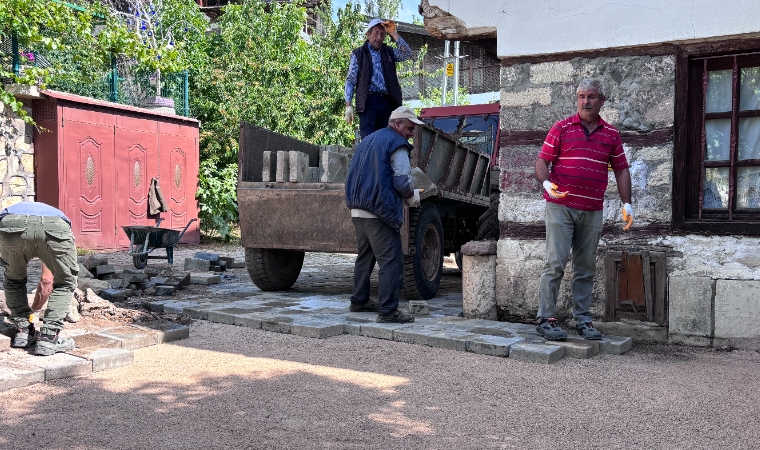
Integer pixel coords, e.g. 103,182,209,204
11,326,37,348
536,318,567,340
376,309,415,324
349,300,378,312
576,322,602,340
34,331,75,356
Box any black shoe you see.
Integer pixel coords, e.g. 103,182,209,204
376,309,415,323
11,326,37,348
349,301,378,312
576,322,602,340
35,332,75,356
536,318,567,340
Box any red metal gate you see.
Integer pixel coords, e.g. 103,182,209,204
34,91,200,250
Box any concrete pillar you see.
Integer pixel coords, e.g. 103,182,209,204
275,151,290,183
289,151,309,183
461,240,498,320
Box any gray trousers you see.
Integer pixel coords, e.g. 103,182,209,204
0,214,78,334
350,217,403,316
537,202,603,324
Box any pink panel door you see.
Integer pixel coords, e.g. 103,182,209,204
159,126,199,243
62,121,116,249
115,127,159,247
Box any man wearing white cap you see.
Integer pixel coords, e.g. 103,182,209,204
344,18,413,139
345,106,424,323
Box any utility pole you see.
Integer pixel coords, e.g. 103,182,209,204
453,40,460,106
441,40,450,106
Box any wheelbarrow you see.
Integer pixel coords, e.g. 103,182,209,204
121,218,198,269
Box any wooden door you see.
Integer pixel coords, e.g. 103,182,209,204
61,120,116,249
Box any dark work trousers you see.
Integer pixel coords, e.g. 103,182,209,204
350,217,403,316
0,214,78,335
359,93,396,139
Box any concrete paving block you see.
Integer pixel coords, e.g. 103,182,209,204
183,307,209,320
231,261,246,269
262,151,277,182
0,334,9,352
289,151,309,183
72,348,134,372
320,149,348,183
361,323,410,340
408,300,430,315
553,337,600,359
139,322,190,343
428,331,476,352
233,314,268,329
81,256,109,271
207,310,237,325
290,321,344,339
92,264,115,278
155,285,176,296
194,252,220,262
393,328,436,346
184,258,211,272
509,342,564,364
99,289,135,302
96,326,159,350
466,335,523,357
78,278,112,294
158,301,196,314
276,151,290,183
599,336,633,355
218,256,235,268
122,273,148,284
168,273,191,288
343,318,372,336
261,318,293,334
20,353,92,381
309,167,320,183
190,273,221,285
71,333,123,350
107,278,128,289
0,358,45,391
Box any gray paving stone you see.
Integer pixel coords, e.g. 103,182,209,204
552,338,600,359
509,342,564,364
158,301,198,314
261,318,293,334
71,333,123,350
408,300,430,315
0,358,45,391
393,327,437,346
343,318,372,336
183,307,209,320
74,348,134,373
207,310,237,325
361,323,411,340
233,313,269,329
122,273,148,284
20,353,92,381
184,258,211,272
99,289,135,302
96,326,159,350
145,323,190,343
0,334,9,352
466,335,524,357
190,273,221,285
428,331,476,352
155,285,176,296
92,264,115,278
600,336,633,355
290,321,344,338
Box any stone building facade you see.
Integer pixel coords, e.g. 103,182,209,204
422,0,760,350
0,102,35,209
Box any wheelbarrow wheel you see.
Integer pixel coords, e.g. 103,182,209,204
133,253,148,269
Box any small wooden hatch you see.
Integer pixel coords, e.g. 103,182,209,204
605,249,667,324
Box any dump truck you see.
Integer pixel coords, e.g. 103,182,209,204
237,102,501,299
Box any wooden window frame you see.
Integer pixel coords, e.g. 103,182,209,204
674,38,760,235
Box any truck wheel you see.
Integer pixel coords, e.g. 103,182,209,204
475,191,500,240
402,203,443,300
245,248,304,291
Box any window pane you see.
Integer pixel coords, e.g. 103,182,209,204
706,69,732,113
705,119,731,160
737,167,760,209
703,167,729,209
738,117,760,160
740,66,760,110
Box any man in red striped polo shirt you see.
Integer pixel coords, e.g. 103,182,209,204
534,78,633,341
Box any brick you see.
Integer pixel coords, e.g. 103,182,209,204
320,149,348,183
262,151,277,182
96,326,159,350
408,300,430,315
509,342,564,364
599,336,633,355
184,258,211,272
289,151,309,183
190,273,221,285
92,264,115,278
276,151,290,182
155,285,176,296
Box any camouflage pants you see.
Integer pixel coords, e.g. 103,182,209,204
0,214,78,334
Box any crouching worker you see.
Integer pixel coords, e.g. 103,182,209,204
1,201,78,355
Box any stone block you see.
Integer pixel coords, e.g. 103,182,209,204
668,276,714,342
168,273,191,288
96,326,159,350
78,264,94,279
71,333,123,350
107,278,128,289
361,323,410,340
0,359,45,391
261,318,292,334
714,280,760,350
184,258,210,272
20,353,93,381
155,285,176,296
0,334,9,351
289,151,309,183
193,252,220,262
183,307,209,320
309,167,320,183
262,151,277,182
276,151,290,183
92,264,115,278
393,328,434,346
553,338,599,359
290,321,344,338
190,273,221,285
461,240,497,256
98,289,134,302
599,336,633,355
408,300,429,315
122,273,148,284
320,150,348,183
509,342,564,364
140,322,190,343
207,309,236,324
72,348,134,373
209,265,222,272
466,335,523,357
462,254,498,320
427,331,474,352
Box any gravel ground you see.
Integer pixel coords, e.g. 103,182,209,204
1,321,759,449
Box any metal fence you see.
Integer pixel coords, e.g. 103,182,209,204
1,34,190,117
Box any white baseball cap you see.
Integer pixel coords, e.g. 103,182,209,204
389,106,424,124
365,18,385,34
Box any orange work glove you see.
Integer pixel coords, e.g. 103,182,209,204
542,180,568,199
622,203,634,231
382,20,397,35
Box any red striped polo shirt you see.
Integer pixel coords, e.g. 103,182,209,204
538,114,629,211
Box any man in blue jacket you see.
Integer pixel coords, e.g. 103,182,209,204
345,106,423,323
1,201,77,355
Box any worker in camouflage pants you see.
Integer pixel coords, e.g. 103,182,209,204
1,201,78,356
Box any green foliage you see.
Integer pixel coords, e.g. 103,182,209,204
196,158,239,241
417,85,471,110
363,0,401,20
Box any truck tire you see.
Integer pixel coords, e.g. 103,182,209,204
245,247,304,291
402,203,444,300
475,191,500,241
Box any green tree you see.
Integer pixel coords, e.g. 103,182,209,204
362,0,401,20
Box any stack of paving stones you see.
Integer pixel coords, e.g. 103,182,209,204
144,291,633,365
0,321,189,391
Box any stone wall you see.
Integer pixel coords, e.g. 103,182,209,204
0,102,35,208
